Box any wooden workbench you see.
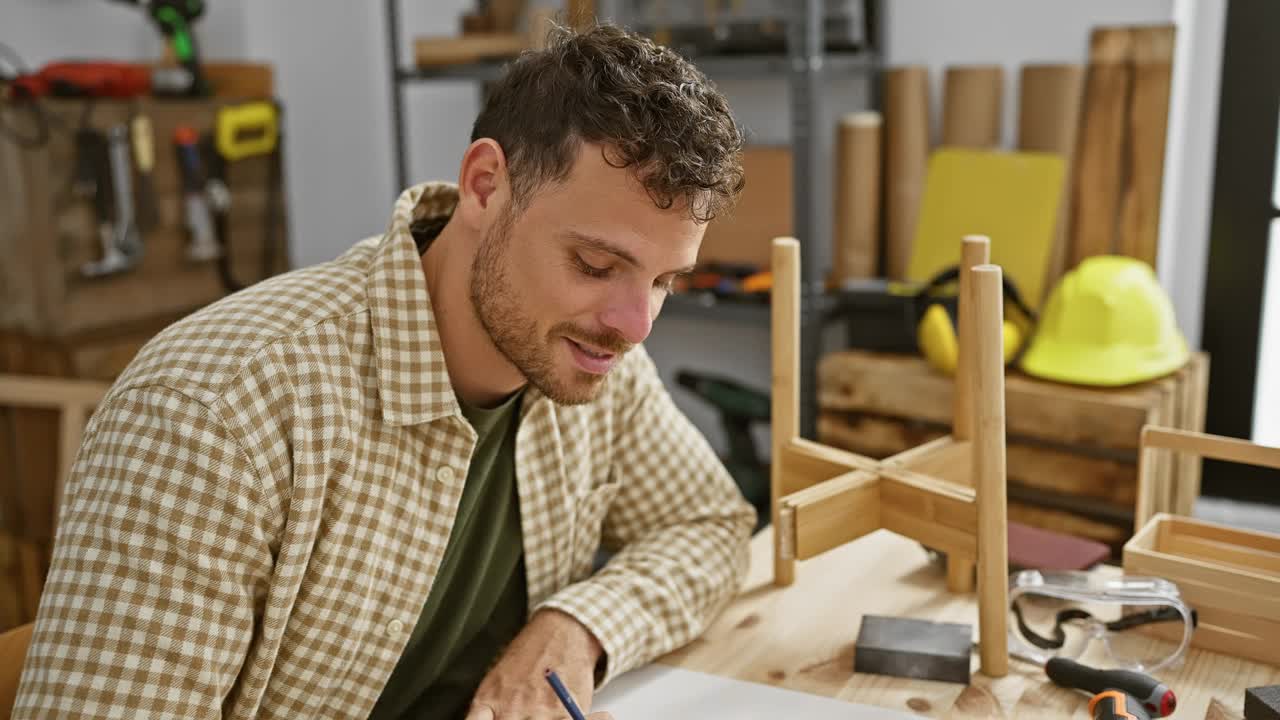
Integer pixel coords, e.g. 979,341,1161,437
659,528,1280,718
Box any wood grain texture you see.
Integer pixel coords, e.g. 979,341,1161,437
819,412,1139,508
819,350,1163,452
1069,28,1133,267
942,65,1004,148
771,238,800,586
954,236,990,441
1018,64,1085,298
1125,513,1280,666
832,113,882,283
971,265,1008,677
660,529,1276,718
1118,25,1176,265
883,67,931,280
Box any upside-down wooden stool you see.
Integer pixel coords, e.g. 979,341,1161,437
769,234,1011,676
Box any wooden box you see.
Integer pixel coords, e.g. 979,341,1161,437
817,350,1209,554
698,146,792,268
1124,513,1280,666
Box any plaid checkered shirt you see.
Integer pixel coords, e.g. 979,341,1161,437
15,182,755,719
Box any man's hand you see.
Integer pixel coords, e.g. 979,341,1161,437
466,609,614,720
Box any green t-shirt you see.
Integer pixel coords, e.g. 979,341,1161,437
367,390,528,720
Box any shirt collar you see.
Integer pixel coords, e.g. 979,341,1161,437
366,182,463,426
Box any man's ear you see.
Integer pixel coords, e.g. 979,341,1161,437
455,138,510,232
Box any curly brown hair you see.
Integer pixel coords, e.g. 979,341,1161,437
470,23,745,223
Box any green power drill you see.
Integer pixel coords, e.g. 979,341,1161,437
675,370,771,530
110,0,209,96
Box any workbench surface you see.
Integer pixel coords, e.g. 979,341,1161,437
659,528,1279,718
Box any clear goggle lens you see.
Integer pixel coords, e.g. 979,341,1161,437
1008,570,1196,674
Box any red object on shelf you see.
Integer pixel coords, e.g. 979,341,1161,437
10,62,152,100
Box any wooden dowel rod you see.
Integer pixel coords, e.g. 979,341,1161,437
954,235,990,440
772,237,801,586
972,263,1009,677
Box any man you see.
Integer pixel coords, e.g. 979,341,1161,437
15,22,755,720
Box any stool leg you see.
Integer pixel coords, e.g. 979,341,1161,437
771,238,801,586
946,555,976,593
972,264,1010,678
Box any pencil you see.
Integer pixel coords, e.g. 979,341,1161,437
544,668,588,720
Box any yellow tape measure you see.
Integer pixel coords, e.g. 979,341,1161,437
216,101,278,161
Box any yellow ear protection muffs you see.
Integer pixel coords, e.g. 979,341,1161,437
914,266,1037,375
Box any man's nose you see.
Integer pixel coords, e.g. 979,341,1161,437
599,288,655,345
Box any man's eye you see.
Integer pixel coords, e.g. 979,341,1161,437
575,256,612,279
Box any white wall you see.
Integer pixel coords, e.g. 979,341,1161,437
2,0,1227,452
883,0,1175,149
1,0,250,64
1159,0,1226,351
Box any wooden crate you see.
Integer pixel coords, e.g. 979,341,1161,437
1124,513,1280,666
817,350,1209,553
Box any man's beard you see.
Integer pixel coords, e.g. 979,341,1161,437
469,212,631,405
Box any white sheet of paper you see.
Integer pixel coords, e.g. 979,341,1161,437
593,666,927,719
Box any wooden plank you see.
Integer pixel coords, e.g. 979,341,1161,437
879,469,977,536
1143,426,1280,471
1008,502,1129,548
819,411,945,457
781,471,881,561
1069,28,1133,267
1194,605,1280,648
880,434,955,468
942,66,1003,148
1164,514,1280,555
1117,25,1176,266
1139,613,1280,668
1123,546,1280,603
414,33,527,67
779,438,876,497
1162,532,1280,575
819,351,1154,452
882,506,977,558
893,438,971,486
202,62,275,99
0,375,110,408
1178,352,1211,513
820,411,1138,507
1018,64,1086,299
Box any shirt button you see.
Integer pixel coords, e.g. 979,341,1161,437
436,466,455,483
386,619,405,638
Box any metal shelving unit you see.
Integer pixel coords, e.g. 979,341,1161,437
384,0,879,438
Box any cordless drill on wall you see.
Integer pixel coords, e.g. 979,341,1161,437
110,0,209,96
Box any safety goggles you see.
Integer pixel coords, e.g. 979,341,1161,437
1008,570,1197,674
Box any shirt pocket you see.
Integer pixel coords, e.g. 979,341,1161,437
568,482,620,582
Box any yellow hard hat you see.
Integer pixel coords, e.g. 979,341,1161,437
1020,256,1188,386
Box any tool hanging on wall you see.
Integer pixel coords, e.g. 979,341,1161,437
130,113,158,232
208,100,283,292
173,125,222,263
107,0,209,96
80,124,144,277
